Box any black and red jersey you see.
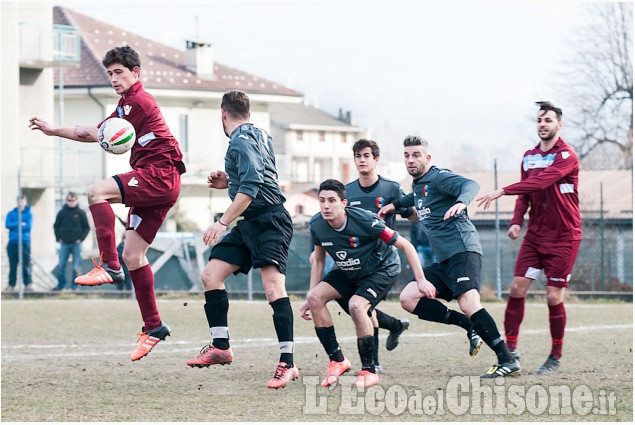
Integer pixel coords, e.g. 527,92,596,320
504,138,581,242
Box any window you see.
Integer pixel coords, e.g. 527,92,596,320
296,161,308,182
319,131,326,142
296,205,304,215
296,130,303,141
341,132,347,143
342,163,350,183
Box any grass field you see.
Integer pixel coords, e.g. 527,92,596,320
1,297,632,421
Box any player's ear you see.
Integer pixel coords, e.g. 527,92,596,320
132,66,141,78
342,198,348,207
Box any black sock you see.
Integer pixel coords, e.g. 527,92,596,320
413,298,471,330
358,335,375,373
204,289,230,350
376,309,401,332
373,327,379,365
270,297,294,365
316,326,344,362
470,308,514,364
446,310,472,331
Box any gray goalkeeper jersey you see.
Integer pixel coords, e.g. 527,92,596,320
397,166,482,262
310,207,401,280
345,176,414,229
225,123,286,217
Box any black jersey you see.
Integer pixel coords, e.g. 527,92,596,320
225,123,286,217
345,176,414,229
309,207,401,280
396,166,482,262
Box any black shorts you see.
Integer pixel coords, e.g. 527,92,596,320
209,205,293,275
323,269,397,314
424,252,481,301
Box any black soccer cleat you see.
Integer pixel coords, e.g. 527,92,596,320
536,355,560,375
468,328,483,357
386,318,410,351
481,359,521,378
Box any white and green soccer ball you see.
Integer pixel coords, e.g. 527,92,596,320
98,117,135,155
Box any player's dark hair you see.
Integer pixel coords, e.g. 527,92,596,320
66,191,77,199
221,90,250,120
352,139,380,158
102,46,141,71
319,179,346,201
536,101,563,121
403,135,429,149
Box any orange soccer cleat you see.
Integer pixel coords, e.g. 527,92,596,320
130,322,171,361
321,357,352,387
74,254,124,286
266,362,299,389
355,370,380,389
187,344,234,368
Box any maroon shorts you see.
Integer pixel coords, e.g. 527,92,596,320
114,165,181,244
513,237,581,288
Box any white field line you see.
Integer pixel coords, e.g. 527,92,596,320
1,323,631,362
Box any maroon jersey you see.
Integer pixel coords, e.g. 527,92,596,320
99,81,186,174
504,138,581,242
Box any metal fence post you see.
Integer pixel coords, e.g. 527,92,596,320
247,269,253,301
494,159,501,299
600,183,605,291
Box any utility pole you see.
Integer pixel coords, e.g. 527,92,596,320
494,159,501,299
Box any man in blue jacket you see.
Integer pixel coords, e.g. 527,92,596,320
5,195,32,290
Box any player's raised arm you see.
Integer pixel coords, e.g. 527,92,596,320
29,116,98,142
476,189,505,210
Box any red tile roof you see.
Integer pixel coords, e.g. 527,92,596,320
53,6,301,96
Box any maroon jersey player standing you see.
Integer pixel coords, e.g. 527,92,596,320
30,46,186,362
477,101,581,375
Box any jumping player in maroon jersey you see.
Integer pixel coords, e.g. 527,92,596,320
477,101,581,374
29,46,186,362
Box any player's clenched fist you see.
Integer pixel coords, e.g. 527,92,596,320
207,170,228,189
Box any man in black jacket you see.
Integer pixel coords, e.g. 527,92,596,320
53,192,90,290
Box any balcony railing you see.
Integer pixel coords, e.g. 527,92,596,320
19,23,80,68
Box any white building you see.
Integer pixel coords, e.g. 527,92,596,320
1,1,81,265
2,4,367,279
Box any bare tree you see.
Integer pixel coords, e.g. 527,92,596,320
562,3,633,169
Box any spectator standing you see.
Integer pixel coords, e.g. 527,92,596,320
5,195,32,291
53,192,90,290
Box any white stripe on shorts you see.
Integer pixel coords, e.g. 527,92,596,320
524,267,542,280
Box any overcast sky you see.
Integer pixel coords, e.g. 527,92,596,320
54,0,589,171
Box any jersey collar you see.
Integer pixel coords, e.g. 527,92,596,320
122,80,143,99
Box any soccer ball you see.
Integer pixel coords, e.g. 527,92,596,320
98,117,136,155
